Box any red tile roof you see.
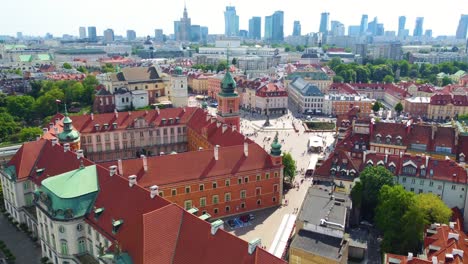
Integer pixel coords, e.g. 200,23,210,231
100,143,276,187
7,140,46,180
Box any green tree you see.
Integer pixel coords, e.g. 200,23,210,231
399,60,410,77
409,69,419,79
351,166,394,220
76,66,88,73
355,66,370,83
62,63,72,69
416,193,452,225
0,112,19,142
5,95,36,123
372,65,393,82
34,88,65,118
375,185,425,254
216,60,228,73
383,75,394,84
231,57,237,66
442,76,453,86
282,152,297,183
18,127,43,142
332,76,344,83
82,76,99,105
394,102,404,115
328,57,342,71
372,101,381,113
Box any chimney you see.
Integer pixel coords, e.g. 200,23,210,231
55,118,60,125
211,117,216,124
449,222,455,229
156,107,160,115
42,127,48,135
408,253,413,261
150,185,159,199
183,108,186,113
363,150,367,163
90,113,94,121
210,219,224,235
76,149,84,159
49,123,54,130
385,154,388,164
400,151,404,158
426,155,430,168
53,126,58,135
244,142,249,157
222,124,228,133
216,121,221,128
232,125,237,132
141,155,148,172
63,143,70,152
214,145,220,160
109,165,117,176
114,109,118,118
432,256,437,264
117,159,123,175
128,175,137,187
51,138,58,146
128,111,132,116
198,147,203,151
248,238,262,255
206,115,210,122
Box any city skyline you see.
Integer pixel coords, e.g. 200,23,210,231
2,0,468,38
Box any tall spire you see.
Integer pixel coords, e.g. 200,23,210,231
64,103,69,117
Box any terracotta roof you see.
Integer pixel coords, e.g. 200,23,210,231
314,149,359,180
61,107,197,134
100,143,276,187
7,140,46,180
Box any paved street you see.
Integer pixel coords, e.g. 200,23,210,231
0,214,41,264
225,110,337,250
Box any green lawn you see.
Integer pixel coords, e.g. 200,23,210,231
304,122,335,130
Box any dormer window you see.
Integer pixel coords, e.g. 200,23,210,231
94,124,100,131
349,169,356,176
169,118,174,124
366,160,374,167
103,123,109,130
376,134,381,143
386,135,392,144
403,165,417,175
377,160,385,166
460,153,466,162
355,143,359,150
112,219,124,234
161,118,166,125
396,136,402,145
361,144,366,150
94,207,104,220
388,164,396,173
330,167,336,175
112,122,117,129
175,117,180,124
420,166,426,177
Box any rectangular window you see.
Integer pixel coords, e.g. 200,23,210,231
212,195,219,205
402,177,406,183
96,135,101,143
452,185,456,190
274,184,279,192
238,178,242,184
200,197,206,207
60,241,68,255
256,175,261,181
240,190,246,199
256,187,261,196
212,182,217,189
199,184,204,191
225,193,231,202
244,177,249,183
420,180,424,186
105,134,110,142
225,206,230,213
410,188,414,192
159,191,164,197
411,179,416,184
171,189,177,196
429,181,434,187
184,200,192,210
274,172,279,178
265,173,270,179
214,208,218,214
185,186,191,194
225,179,230,187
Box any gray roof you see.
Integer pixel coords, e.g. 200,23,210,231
291,230,345,261
290,78,324,97
297,187,350,229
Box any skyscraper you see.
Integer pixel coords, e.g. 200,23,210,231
154,29,164,42
16,32,23,40
126,30,136,41
293,21,301,36
174,4,191,41
271,11,284,42
249,17,261,40
87,26,97,41
264,15,273,41
200,27,208,44
190,25,201,42
103,29,114,43
360,15,368,35
79,27,86,39
413,17,424,37
456,14,468,39
348,26,361,37
330,21,345,36
367,17,378,36
224,6,239,37
425,29,432,38
398,16,406,37
319,12,330,34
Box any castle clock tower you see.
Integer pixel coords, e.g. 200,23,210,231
216,69,240,129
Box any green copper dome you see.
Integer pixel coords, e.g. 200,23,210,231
219,71,237,97
270,132,282,156
174,66,183,75
58,104,80,143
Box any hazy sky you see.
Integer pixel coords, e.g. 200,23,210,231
1,0,467,37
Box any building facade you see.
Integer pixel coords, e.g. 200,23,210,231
168,66,188,107
288,77,324,114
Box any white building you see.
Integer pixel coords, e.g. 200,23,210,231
288,77,324,114
114,88,149,111
169,66,188,108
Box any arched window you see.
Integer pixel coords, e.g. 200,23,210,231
78,238,87,254
60,240,68,255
